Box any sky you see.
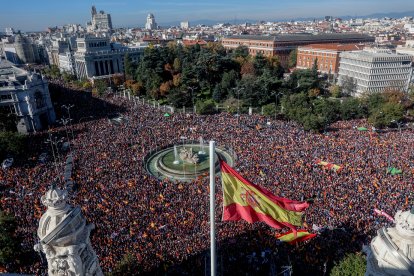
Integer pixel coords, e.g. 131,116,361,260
1,0,414,31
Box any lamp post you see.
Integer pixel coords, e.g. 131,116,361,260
61,104,75,141
232,87,244,124
391,119,403,135
188,86,197,113
274,92,284,120
58,118,72,153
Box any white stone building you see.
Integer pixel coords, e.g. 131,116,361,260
74,36,145,79
145,13,157,30
338,48,413,95
90,5,112,32
58,52,76,75
181,21,190,29
34,185,103,276
0,60,56,133
365,209,414,275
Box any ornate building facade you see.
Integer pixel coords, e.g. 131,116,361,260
34,185,103,276
0,60,55,133
74,36,145,79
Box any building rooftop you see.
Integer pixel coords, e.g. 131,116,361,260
299,43,365,51
224,33,375,42
340,48,413,61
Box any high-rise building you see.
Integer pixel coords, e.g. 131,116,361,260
5,27,14,36
145,13,157,30
0,60,56,133
338,48,413,95
12,33,38,64
74,35,145,79
180,21,190,29
90,5,113,32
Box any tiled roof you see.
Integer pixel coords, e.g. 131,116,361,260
224,33,374,42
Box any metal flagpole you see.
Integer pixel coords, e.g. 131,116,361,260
209,140,216,276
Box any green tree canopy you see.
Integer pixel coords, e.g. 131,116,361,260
0,211,22,268
0,131,26,160
330,253,366,276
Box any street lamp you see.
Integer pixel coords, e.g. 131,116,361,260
391,120,403,135
57,118,72,153
274,91,284,120
62,104,75,141
232,87,244,123
188,86,197,113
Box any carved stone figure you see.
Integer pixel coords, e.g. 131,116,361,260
34,185,103,276
364,208,414,276
179,147,199,164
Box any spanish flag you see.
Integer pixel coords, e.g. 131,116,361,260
221,160,309,232
277,230,317,244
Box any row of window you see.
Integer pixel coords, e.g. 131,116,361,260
340,64,410,75
88,41,108,48
299,51,337,57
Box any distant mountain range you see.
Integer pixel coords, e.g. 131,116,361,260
158,10,414,28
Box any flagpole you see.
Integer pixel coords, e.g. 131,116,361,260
209,140,216,276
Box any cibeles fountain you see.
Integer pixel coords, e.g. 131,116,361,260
145,138,234,181
34,185,103,276
365,208,414,276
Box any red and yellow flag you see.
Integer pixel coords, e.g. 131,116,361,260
220,160,309,232
276,230,317,244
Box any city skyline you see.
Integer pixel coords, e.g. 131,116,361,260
1,0,414,31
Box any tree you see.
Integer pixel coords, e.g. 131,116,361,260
0,108,17,132
330,253,366,276
232,45,249,59
288,49,297,68
329,85,342,98
93,80,107,97
0,132,26,160
196,99,216,115
340,98,366,120
108,253,140,276
341,76,357,96
368,102,404,128
262,103,277,116
124,53,134,79
0,211,22,268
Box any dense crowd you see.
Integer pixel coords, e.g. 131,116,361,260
1,85,413,275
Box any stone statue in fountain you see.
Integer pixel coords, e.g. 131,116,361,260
179,147,199,164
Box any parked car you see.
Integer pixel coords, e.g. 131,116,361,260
2,158,14,169
38,153,48,163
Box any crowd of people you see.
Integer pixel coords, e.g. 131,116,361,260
1,84,413,275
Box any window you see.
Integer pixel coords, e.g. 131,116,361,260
34,91,45,109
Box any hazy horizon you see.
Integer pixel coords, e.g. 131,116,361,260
1,0,414,31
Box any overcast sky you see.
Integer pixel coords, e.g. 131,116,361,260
1,0,413,31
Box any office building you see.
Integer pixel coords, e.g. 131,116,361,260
221,33,375,67
181,21,190,29
297,44,364,74
90,5,113,32
0,60,56,133
338,48,413,95
145,14,157,30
